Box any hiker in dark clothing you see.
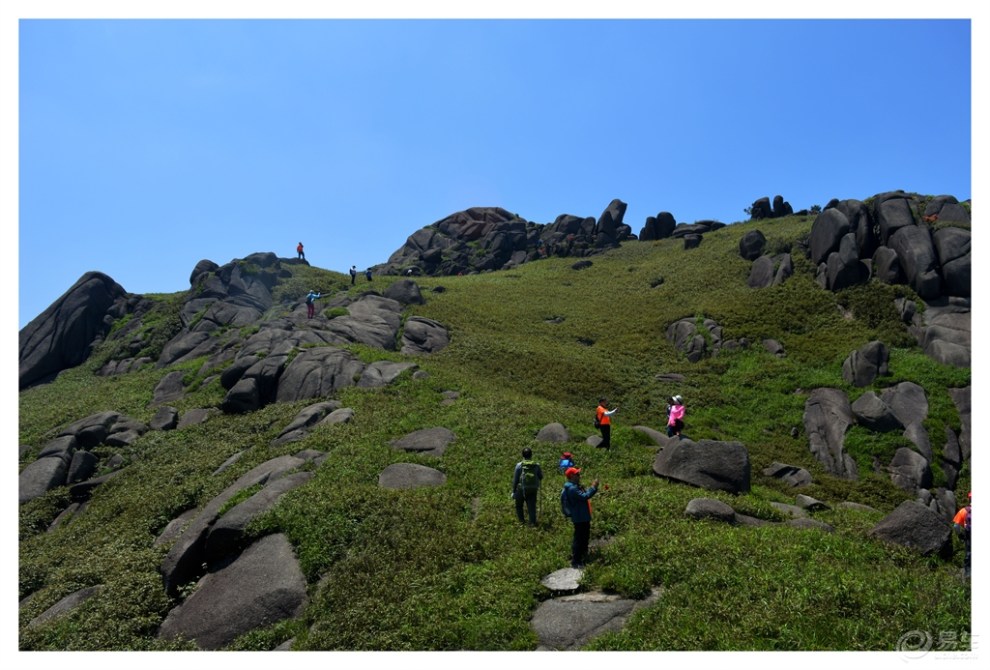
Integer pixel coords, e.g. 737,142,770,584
561,467,599,567
366,268,373,282
512,447,544,526
350,265,357,285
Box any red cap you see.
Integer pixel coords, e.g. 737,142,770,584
562,452,573,458
565,467,581,478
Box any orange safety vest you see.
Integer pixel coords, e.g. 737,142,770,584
597,405,610,426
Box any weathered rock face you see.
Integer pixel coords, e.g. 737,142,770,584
748,195,792,221
377,202,634,277
19,272,129,389
807,192,970,366
652,438,751,494
158,533,307,650
842,341,889,387
639,212,677,241
803,388,857,479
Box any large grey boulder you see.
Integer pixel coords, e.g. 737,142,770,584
739,230,767,261
19,271,128,389
652,439,751,494
747,255,776,288
851,392,903,432
390,427,456,458
933,227,970,297
824,233,869,290
152,371,187,405
948,387,970,461
274,348,366,403
272,401,341,445
158,534,307,650
879,382,928,428
639,212,676,240
378,463,447,490
875,196,916,245
842,341,889,387
809,208,851,265
803,388,857,479
889,225,942,300
383,279,426,305
868,500,952,559
872,246,904,284
57,411,121,448
889,447,933,491
19,442,76,504
400,317,450,355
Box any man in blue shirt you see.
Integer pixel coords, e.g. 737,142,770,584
562,467,599,568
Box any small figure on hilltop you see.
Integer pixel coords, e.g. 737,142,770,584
595,397,618,449
666,395,685,437
558,451,575,474
512,447,544,526
297,242,305,260
365,268,373,282
561,467,599,568
305,289,322,319
350,265,357,285
953,491,972,578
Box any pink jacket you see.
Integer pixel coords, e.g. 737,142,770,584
667,404,685,425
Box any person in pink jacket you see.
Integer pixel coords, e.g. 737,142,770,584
666,395,685,437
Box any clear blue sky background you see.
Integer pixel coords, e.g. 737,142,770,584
15,15,974,329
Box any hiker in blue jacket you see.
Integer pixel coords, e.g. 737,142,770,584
512,447,544,526
562,467,599,568
305,290,322,319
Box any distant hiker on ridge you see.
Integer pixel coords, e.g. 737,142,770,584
366,268,373,282
595,397,618,449
512,447,544,526
297,242,305,260
350,265,357,285
305,289,322,319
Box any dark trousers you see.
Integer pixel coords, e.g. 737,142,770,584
515,490,538,525
307,303,315,318
571,521,591,566
599,423,611,449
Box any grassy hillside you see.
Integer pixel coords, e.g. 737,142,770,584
18,213,971,651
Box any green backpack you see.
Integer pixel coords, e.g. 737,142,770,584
517,460,541,493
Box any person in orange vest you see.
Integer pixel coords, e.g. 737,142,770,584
297,242,305,260
953,491,972,578
595,397,618,449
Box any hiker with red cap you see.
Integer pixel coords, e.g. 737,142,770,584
953,491,972,578
561,466,599,568
558,451,575,474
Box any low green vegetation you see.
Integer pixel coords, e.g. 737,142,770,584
18,214,970,651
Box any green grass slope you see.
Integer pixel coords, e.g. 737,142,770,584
18,214,971,650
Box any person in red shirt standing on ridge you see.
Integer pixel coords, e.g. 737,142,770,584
297,242,305,260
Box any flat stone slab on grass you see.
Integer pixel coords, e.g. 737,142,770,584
26,585,103,629
531,589,662,651
390,427,456,457
540,567,583,594
378,463,447,489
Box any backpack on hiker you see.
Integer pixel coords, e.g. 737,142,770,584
594,408,602,429
560,487,572,518
517,460,541,495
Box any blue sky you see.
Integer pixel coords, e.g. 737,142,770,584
14,11,976,329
